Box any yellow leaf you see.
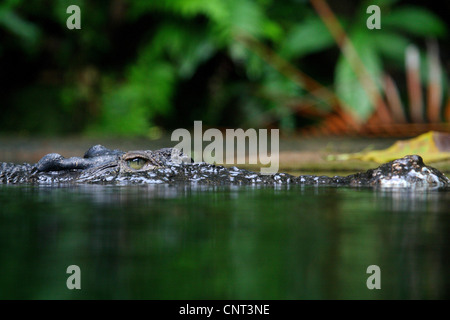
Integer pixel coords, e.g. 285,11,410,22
332,131,450,163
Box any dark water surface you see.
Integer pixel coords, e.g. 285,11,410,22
0,184,449,300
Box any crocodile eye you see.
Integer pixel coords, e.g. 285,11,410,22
126,157,148,170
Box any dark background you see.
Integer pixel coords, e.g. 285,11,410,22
0,0,448,136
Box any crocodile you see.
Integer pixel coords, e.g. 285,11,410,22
0,145,449,188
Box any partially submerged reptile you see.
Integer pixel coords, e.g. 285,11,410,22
0,145,449,188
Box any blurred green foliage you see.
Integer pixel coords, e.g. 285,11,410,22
0,0,447,136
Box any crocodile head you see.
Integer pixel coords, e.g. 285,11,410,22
374,155,450,188
348,155,450,188
34,145,192,183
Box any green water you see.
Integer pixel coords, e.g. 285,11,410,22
0,184,449,300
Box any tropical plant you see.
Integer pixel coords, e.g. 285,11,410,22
0,0,447,136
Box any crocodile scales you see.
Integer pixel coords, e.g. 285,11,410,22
0,145,449,188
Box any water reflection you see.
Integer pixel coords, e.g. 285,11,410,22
0,184,448,299
371,188,450,299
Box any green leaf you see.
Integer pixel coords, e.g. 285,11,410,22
371,32,410,63
335,31,382,121
261,69,300,99
99,59,176,135
178,39,216,78
221,0,269,39
127,61,176,115
0,8,41,47
383,6,446,37
245,51,266,80
128,0,228,24
149,23,217,78
262,19,283,42
101,86,151,135
280,17,334,59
